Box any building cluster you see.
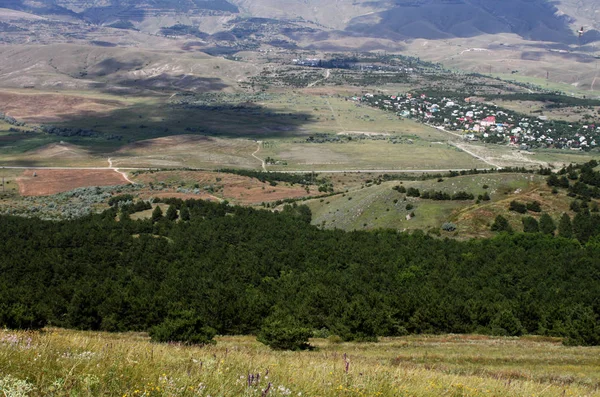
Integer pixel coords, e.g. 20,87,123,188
357,93,599,150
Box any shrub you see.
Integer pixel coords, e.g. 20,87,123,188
108,194,134,207
491,215,512,233
451,191,475,200
257,317,312,350
327,335,343,344
526,201,542,212
312,327,330,338
442,222,457,232
522,216,539,233
509,201,527,213
149,311,216,345
406,187,420,197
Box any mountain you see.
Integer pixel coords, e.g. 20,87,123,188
1,0,598,43
0,0,599,92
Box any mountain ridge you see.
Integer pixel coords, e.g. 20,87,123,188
2,0,598,43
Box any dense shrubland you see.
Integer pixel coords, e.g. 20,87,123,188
1,197,600,347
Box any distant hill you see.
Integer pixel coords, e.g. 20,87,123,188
1,0,597,44
347,0,578,44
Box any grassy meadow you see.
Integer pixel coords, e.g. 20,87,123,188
260,140,486,171
305,173,584,237
1,328,599,397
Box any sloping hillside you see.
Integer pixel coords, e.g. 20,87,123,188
2,0,597,43
347,0,577,43
0,44,256,92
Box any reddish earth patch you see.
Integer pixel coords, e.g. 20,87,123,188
146,192,220,201
0,92,125,123
133,171,319,205
17,169,129,196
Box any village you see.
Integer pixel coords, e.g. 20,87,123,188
357,93,600,150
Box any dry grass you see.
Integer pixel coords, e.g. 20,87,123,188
1,329,599,397
16,169,129,196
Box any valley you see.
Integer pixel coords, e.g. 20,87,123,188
2,3,600,394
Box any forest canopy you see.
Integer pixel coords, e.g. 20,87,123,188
0,199,599,346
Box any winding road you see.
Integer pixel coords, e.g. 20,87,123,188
251,141,267,171
108,158,135,184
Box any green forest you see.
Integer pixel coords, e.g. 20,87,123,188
1,193,600,346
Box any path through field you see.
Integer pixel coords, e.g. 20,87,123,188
108,158,134,184
251,141,267,171
307,69,331,88
325,97,346,132
431,125,503,168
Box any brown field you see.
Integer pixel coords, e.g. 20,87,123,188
0,91,126,123
112,135,259,169
1,142,107,168
133,170,319,205
17,169,129,196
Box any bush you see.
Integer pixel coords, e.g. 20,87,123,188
522,216,539,233
526,201,542,212
327,335,343,344
406,187,420,197
491,215,512,232
441,222,457,232
257,317,312,350
108,194,134,207
509,201,527,214
149,311,216,345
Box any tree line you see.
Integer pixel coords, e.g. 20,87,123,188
0,199,599,346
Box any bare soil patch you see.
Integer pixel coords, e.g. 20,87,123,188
17,169,129,196
0,92,125,123
133,170,319,205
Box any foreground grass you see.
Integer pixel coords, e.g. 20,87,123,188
1,329,599,396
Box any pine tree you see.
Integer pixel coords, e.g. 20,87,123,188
180,206,190,221
151,206,163,223
558,213,573,238
166,205,178,221
539,213,556,235
522,216,539,233
491,215,512,232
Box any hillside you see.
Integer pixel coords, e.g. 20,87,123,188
2,0,598,43
0,44,256,92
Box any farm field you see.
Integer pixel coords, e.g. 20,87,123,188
1,328,599,397
1,87,598,173
111,136,261,170
260,140,486,171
